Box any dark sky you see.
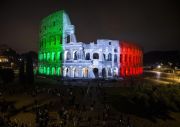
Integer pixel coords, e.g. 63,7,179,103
0,0,179,53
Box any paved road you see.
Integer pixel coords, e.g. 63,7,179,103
143,70,180,84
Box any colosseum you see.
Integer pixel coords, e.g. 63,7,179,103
38,10,143,79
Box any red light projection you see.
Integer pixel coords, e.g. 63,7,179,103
119,41,143,77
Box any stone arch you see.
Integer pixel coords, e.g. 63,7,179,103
103,53,106,60
108,68,112,76
83,68,88,78
93,53,99,59
63,67,67,77
47,67,50,75
71,67,76,77
74,68,79,77
57,67,61,76
66,35,70,43
38,66,42,74
43,66,46,74
93,68,99,78
43,53,46,60
78,49,84,59
57,52,60,61
102,68,107,78
113,67,118,77
85,53,90,60
63,67,70,77
114,48,117,53
73,51,78,60
60,52,63,60
52,67,55,75
108,53,112,61
52,52,56,61
47,53,50,61
64,51,71,60
78,67,83,78
114,54,117,63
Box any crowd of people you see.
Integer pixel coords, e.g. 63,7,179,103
0,81,134,127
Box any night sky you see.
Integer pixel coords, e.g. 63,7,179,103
0,0,179,53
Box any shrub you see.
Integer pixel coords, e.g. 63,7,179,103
0,68,15,84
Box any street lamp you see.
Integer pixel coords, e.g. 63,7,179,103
157,65,161,69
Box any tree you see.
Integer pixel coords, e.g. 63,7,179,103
26,53,34,84
19,60,25,83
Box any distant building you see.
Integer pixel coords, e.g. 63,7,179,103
38,10,143,79
0,44,18,69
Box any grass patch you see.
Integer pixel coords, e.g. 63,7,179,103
103,84,180,126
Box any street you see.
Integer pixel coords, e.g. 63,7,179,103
143,70,180,84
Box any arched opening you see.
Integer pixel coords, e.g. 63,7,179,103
67,68,71,77
59,35,62,44
39,66,42,74
63,68,67,77
93,53,99,59
114,54,117,63
103,54,106,60
74,68,79,77
71,68,75,77
57,67,61,76
47,53,50,61
114,48,117,53
74,51,78,60
63,68,70,77
108,68,112,76
57,52,60,61
125,68,129,76
85,53,90,60
108,53,112,61
47,67,50,75
66,51,71,60
52,67,55,75
113,67,118,77
120,68,124,77
66,35,70,43
38,53,41,60
40,66,43,73
60,52,63,60
78,49,84,59
43,53,46,60
125,54,127,62
44,67,46,74
93,68,99,78
120,54,122,63
102,68,107,78
83,68,88,78
51,52,55,61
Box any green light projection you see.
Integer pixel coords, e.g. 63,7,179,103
38,10,64,76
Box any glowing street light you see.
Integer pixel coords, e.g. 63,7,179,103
157,65,161,69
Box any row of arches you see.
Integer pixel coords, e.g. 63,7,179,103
39,52,63,62
39,66,62,76
64,50,118,63
40,35,62,48
101,67,119,78
38,66,119,78
120,67,143,77
63,67,89,78
63,67,119,78
64,50,84,60
39,50,119,62
120,54,142,65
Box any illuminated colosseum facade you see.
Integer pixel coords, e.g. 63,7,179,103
38,10,143,79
